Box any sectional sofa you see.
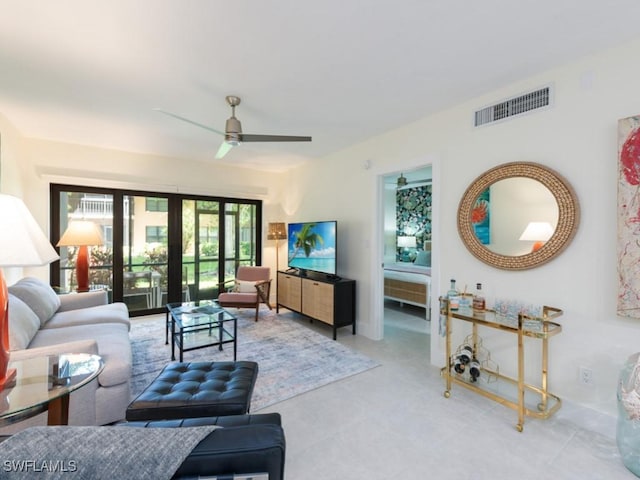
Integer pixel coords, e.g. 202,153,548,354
4,277,131,430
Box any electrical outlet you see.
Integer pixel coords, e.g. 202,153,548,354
579,366,594,386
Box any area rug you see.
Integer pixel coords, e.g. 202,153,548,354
129,309,379,411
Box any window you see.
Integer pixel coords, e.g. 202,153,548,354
146,225,167,244
145,197,168,212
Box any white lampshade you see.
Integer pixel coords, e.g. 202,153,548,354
397,236,417,248
57,221,104,247
519,222,554,242
0,194,59,267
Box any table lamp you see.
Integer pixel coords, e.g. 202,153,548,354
519,222,554,252
0,194,59,390
397,235,417,259
267,222,287,271
57,221,104,293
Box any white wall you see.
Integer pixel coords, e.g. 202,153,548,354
286,37,640,418
0,113,45,284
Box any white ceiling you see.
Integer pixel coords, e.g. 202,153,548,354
2,0,640,172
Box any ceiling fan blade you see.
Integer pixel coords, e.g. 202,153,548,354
153,108,225,136
215,141,234,159
240,133,312,143
398,181,431,191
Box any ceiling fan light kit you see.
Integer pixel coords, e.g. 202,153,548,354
155,95,312,159
397,173,408,188
224,96,242,146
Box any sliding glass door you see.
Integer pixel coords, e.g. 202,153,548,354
182,199,219,301
51,185,262,316
122,195,169,311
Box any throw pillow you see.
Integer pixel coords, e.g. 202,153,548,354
234,280,257,293
414,250,431,267
8,294,41,350
8,277,61,327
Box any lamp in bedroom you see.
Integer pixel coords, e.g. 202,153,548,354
397,235,417,261
519,222,554,252
0,194,59,390
57,221,104,293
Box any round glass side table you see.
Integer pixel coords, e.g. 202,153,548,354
0,353,103,426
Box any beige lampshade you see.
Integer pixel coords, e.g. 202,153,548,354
267,222,287,240
519,222,554,242
0,194,59,267
57,221,104,247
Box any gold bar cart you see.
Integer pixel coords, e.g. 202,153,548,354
441,298,563,432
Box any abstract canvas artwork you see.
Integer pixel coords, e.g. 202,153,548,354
618,115,640,318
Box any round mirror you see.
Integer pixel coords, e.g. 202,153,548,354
458,162,579,270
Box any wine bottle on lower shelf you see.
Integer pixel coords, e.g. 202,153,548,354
453,357,465,374
458,345,473,365
469,358,481,382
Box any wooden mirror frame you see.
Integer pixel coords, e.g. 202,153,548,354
457,162,580,270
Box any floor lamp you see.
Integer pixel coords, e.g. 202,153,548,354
0,194,59,390
267,222,287,272
57,221,104,293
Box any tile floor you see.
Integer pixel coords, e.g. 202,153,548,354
259,302,636,479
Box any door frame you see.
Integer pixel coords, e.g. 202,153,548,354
372,156,441,363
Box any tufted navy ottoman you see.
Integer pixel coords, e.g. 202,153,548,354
126,361,258,421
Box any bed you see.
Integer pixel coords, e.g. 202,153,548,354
383,261,431,318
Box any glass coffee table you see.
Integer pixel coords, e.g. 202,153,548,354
0,353,103,426
166,300,238,362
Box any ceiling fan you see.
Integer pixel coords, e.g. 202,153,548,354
396,173,431,190
154,95,312,159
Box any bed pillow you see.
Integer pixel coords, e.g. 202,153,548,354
8,294,41,350
414,251,431,267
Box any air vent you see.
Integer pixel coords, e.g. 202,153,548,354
474,86,552,127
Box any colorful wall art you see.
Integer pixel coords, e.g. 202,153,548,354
618,115,640,318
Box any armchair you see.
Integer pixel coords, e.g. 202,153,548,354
218,266,272,321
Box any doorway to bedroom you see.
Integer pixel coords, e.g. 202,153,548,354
381,166,432,338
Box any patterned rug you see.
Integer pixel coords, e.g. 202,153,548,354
129,309,379,411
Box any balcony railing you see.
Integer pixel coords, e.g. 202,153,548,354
74,196,130,219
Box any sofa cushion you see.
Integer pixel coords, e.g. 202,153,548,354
28,323,132,388
8,294,41,350
44,303,130,330
57,290,108,312
218,292,257,305
8,277,60,327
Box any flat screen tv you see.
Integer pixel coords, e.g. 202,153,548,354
287,221,337,276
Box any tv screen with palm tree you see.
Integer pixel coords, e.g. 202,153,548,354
287,221,337,276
